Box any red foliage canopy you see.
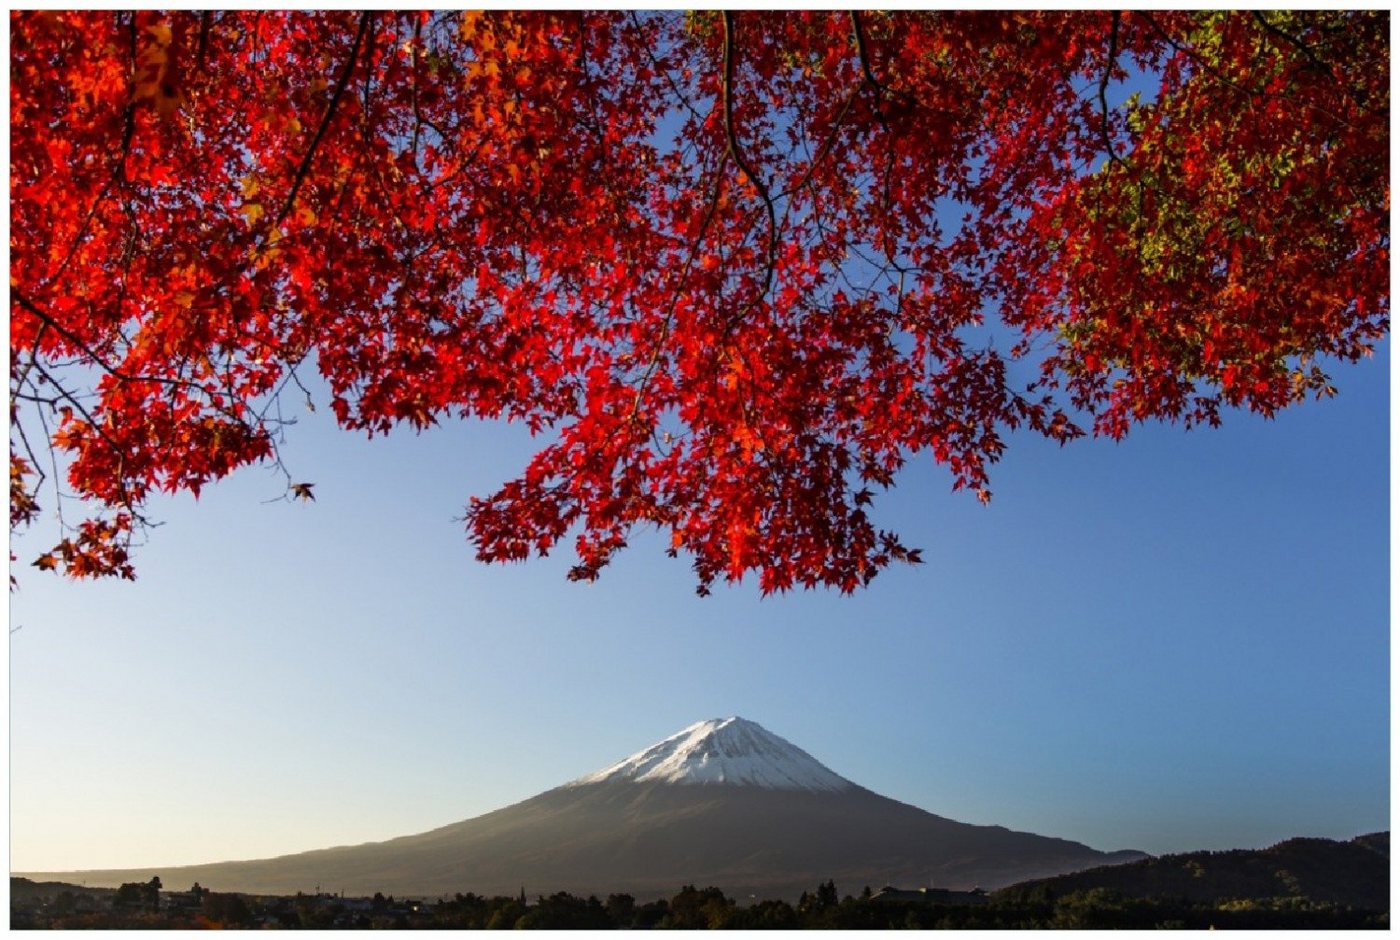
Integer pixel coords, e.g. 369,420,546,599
9,11,1389,592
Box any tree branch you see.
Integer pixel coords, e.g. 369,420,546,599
720,12,778,306
273,11,373,230
1252,11,1331,77
850,12,885,107
850,12,900,260
12,290,256,431
1098,11,1126,169
41,13,139,291
627,152,731,426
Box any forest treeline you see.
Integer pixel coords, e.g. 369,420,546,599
10,881,1389,930
13,834,1388,930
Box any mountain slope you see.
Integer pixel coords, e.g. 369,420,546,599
995,834,1390,911
18,717,1144,899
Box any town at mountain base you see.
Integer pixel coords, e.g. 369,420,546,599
17,718,1146,898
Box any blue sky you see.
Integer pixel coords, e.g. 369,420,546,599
8,334,1388,872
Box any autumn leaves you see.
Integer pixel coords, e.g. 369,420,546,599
9,12,1388,591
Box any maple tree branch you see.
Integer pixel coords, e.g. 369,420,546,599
776,86,861,203
1135,12,1256,97
1097,11,1126,170
410,17,422,161
12,407,49,502
30,393,68,532
1251,12,1368,111
273,11,373,230
1134,11,1359,134
11,390,63,407
11,322,49,393
1251,12,1331,77
720,12,778,305
196,11,211,71
42,15,139,292
627,153,731,426
361,15,377,116
850,12,886,107
24,356,147,524
12,290,259,436
774,15,912,269
629,11,706,125
13,292,127,385
850,12,902,261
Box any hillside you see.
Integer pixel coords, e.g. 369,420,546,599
995,834,1389,912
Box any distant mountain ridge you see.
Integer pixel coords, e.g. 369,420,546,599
17,717,1144,899
996,833,1390,912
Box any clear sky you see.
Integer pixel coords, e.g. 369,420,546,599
8,333,1389,872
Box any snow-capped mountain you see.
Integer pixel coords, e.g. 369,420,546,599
20,717,1145,899
571,717,855,792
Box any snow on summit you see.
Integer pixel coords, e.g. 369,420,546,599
571,717,855,792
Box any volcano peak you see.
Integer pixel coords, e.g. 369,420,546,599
569,717,856,793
